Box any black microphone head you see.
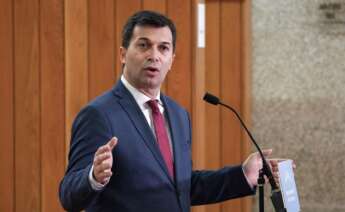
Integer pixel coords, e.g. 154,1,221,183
203,92,220,105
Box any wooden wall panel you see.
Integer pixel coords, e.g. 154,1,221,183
205,0,221,173
40,0,65,211
88,0,116,99
65,0,88,155
0,1,252,211
14,0,41,211
166,0,193,112
220,1,243,212
200,1,223,211
191,0,206,211
115,0,141,79
240,0,253,160
240,1,253,211
220,0,242,169
0,0,14,211
194,1,252,212
143,0,166,12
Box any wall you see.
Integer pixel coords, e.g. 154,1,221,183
252,0,345,211
0,0,194,211
0,0,252,211
193,1,253,212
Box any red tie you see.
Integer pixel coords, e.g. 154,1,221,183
147,100,174,179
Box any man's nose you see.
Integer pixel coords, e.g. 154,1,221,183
147,47,160,62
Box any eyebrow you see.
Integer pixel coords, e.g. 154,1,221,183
137,37,172,46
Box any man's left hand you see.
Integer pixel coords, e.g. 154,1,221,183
242,149,289,187
243,149,296,187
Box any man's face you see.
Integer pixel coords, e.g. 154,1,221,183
120,26,175,95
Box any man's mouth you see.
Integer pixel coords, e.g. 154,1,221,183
144,67,159,72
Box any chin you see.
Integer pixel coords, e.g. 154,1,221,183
143,79,162,88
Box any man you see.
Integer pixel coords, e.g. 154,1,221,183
59,10,279,212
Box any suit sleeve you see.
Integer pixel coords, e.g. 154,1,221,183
184,111,255,205
190,166,255,205
59,106,113,211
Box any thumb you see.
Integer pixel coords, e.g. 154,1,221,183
261,149,273,158
108,137,118,150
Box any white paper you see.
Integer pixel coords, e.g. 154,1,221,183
278,160,300,212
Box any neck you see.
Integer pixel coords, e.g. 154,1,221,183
138,88,159,99
122,75,160,99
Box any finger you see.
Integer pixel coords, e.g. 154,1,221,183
103,177,111,183
262,149,273,157
95,144,111,156
95,162,112,173
94,152,111,165
273,172,279,179
100,162,112,171
99,176,111,184
108,137,118,150
271,166,279,172
98,170,113,179
274,175,280,184
268,159,278,165
97,171,113,184
292,160,297,169
268,160,279,170
94,137,118,156
94,168,112,181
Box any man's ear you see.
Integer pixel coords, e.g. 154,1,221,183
168,53,176,70
119,47,127,64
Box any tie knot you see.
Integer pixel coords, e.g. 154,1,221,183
147,100,160,113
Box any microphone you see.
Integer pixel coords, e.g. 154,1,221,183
203,92,285,212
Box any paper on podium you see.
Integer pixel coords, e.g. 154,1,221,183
278,160,300,212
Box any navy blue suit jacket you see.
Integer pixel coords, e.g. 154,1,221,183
59,81,254,212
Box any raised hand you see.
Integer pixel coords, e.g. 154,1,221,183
93,137,118,184
242,149,273,187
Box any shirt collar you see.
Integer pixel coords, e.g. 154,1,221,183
121,75,163,109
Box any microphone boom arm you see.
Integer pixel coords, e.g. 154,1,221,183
203,92,286,212
219,102,278,190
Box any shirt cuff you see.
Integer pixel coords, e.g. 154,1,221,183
88,165,109,191
242,165,255,189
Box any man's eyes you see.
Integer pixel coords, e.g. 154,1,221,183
159,45,170,52
136,42,170,53
137,42,149,49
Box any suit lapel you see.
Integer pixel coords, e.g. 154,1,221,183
112,82,174,185
162,96,185,190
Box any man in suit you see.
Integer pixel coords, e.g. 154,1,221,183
59,10,278,212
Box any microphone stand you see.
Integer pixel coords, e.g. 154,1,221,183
258,169,265,212
203,93,286,212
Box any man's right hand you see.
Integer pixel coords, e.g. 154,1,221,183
93,137,118,184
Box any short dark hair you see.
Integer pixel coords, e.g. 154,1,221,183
122,10,177,51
